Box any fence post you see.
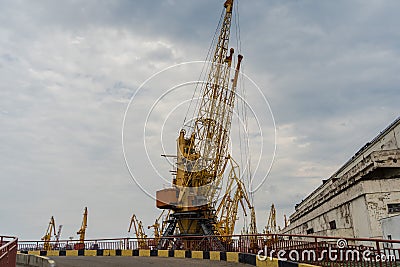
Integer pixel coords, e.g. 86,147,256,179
376,241,383,267
314,237,319,263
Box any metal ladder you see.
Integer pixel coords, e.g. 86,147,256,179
157,218,177,250
200,220,225,251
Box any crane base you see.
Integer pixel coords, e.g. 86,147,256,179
157,211,225,251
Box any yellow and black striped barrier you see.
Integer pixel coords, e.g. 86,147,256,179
20,249,318,267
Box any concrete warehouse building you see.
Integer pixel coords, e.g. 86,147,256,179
281,117,400,240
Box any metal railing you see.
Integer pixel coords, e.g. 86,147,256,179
0,236,18,267
19,233,400,266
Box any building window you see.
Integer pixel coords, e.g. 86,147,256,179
306,228,314,234
329,220,337,230
388,203,400,213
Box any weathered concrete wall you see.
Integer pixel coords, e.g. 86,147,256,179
289,150,400,225
381,215,400,248
282,178,400,239
16,253,56,267
351,195,371,238
282,180,360,235
290,119,400,222
364,180,400,238
335,121,400,178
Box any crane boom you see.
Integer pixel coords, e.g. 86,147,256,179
216,158,256,240
54,225,63,249
179,0,235,189
157,0,237,209
128,214,147,249
41,216,56,250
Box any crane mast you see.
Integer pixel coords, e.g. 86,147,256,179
155,0,252,251
175,0,236,192
264,204,277,234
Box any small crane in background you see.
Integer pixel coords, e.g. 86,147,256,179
128,214,147,249
42,216,56,250
147,210,169,244
54,225,63,249
74,207,88,250
216,158,257,248
263,204,279,246
264,203,277,234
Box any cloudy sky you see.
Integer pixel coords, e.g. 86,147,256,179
1,0,399,241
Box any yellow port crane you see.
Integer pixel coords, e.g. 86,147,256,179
128,214,147,249
216,158,257,244
263,204,278,247
42,216,56,250
264,204,277,234
155,0,256,251
75,207,87,250
147,210,169,244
